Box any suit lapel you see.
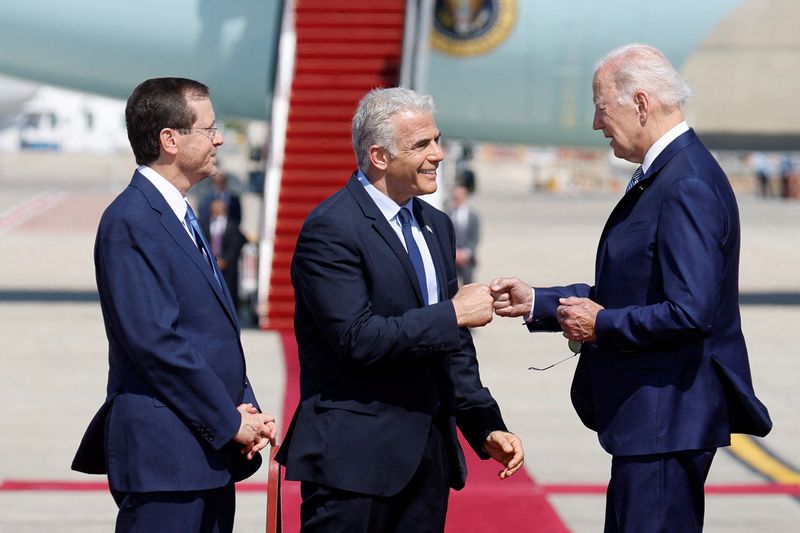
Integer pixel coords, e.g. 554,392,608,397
603,129,699,233
346,175,427,305
595,129,699,280
176,212,239,322
131,172,239,330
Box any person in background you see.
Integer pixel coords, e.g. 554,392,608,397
491,44,771,532
779,154,794,198
202,198,247,311
449,183,480,285
751,151,773,197
199,170,242,230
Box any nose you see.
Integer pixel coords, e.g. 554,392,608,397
592,110,603,131
429,139,444,162
214,130,224,146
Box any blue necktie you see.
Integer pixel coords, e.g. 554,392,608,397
184,202,222,289
398,207,428,305
625,166,644,193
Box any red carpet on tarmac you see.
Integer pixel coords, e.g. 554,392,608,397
278,332,569,532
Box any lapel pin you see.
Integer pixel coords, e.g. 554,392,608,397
425,225,433,233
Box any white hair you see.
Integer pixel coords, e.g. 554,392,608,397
595,44,692,108
352,87,435,171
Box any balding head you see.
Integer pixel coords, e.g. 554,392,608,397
594,44,691,110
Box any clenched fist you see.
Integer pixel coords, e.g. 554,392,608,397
490,277,533,318
452,283,494,327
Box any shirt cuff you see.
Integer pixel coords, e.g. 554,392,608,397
525,287,536,323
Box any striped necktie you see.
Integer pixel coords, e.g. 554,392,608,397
625,166,644,193
184,202,222,289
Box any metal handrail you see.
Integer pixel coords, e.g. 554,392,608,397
400,0,434,91
257,0,296,325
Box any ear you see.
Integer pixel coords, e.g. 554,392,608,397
368,144,389,171
159,128,179,157
633,91,650,113
634,91,649,122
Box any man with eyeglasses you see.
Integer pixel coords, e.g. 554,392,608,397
491,45,772,532
72,77,277,532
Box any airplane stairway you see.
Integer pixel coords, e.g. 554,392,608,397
262,0,406,330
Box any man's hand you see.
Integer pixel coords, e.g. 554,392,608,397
452,283,494,327
489,277,533,318
483,431,524,480
557,297,603,342
234,403,277,460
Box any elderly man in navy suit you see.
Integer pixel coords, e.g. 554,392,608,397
491,44,771,532
276,87,524,532
72,78,277,532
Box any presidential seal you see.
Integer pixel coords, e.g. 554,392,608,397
431,0,517,57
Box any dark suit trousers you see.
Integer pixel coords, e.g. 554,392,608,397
300,421,451,533
112,484,235,533
604,449,716,533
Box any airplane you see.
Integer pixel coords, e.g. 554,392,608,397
1,0,797,322
4,0,795,323
0,0,796,150
0,75,38,127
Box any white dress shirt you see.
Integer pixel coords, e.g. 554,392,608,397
137,165,197,244
642,121,689,174
357,170,439,304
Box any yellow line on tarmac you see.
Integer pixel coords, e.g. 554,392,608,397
729,434,800,484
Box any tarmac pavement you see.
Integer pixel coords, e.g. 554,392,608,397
0,152,797,531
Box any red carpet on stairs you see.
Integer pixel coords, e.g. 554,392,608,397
263,0,406,330
278,332,569,532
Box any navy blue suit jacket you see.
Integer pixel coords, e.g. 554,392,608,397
530,130,771,456
72,171,261,491
276,174,507,497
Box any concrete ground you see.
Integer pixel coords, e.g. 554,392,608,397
0,151,797,531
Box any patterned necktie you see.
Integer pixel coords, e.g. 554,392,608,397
397,207,428,305
184,203,222,289
625,166,644,193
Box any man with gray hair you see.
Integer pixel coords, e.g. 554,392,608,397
276,87,524,532
491,44,771,531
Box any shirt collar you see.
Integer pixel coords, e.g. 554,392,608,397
137,165,189,220
642,121,689,174
356,169,414,222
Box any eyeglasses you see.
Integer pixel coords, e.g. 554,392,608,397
528,340,582,371
175,126,219,141
190,127,218,141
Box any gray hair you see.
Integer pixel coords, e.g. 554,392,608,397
352,87,435,171
595,44,692,108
